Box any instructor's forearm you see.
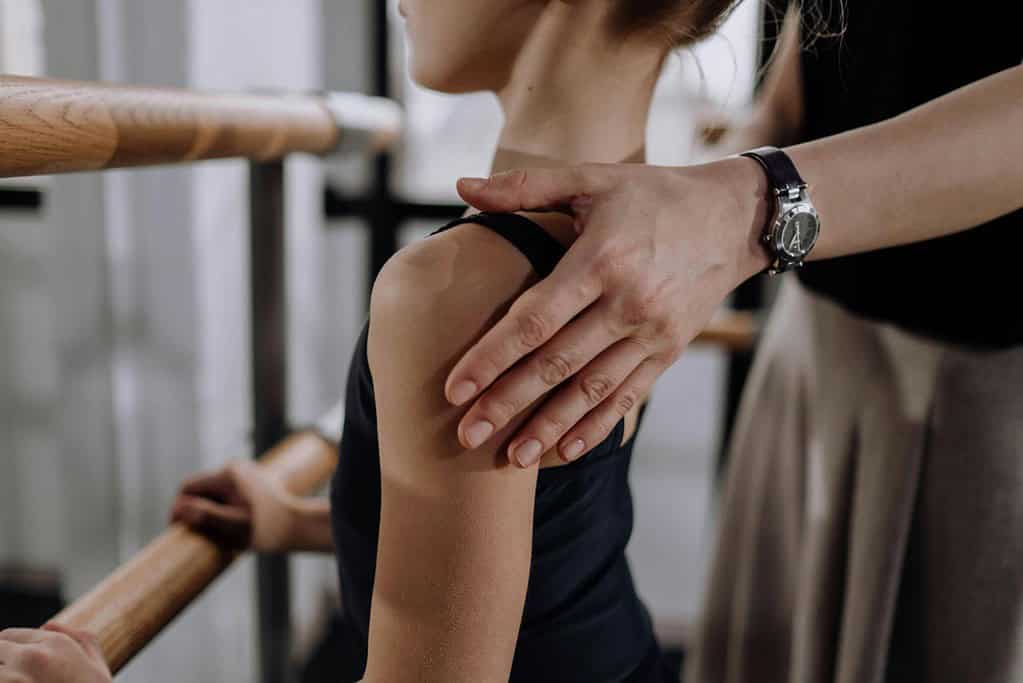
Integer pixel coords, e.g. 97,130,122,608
789,64,1023,261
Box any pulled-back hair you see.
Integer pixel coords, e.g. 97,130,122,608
610,0,743,47
612,1,845,48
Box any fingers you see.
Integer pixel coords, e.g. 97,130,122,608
171,494,251,548
179,467,239,503
456,166,606,214
557,357,665,461
503,338,651,467
455,305,624,455
445,252,602,413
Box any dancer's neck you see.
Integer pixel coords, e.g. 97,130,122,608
491,3,663,173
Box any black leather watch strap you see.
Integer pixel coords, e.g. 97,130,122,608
740,146,806,194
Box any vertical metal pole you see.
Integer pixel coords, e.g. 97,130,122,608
368,0,398,298
250,159,292,683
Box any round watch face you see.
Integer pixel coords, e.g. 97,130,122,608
776,207,820,258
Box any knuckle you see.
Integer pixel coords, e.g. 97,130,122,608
517,310,549,350
577,272,603,300
605,306,638,335
619,300,653,328
483,345,515,377
17,645,49,673
587,413,618,443
494,168,527,192
647,312,673,338
594,245,630,282
533,412,567,439
537,352,574,387
579,373,614,406
477,395,521,424
513,168,529,191
616,390,637,415
621,285,664,328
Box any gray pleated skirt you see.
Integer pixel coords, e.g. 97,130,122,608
687,278,1023,683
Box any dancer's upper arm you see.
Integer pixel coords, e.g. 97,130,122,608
361,225,544,683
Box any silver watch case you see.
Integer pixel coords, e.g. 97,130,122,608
763,186,820,275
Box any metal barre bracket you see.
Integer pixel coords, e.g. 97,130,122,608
323,92,403,156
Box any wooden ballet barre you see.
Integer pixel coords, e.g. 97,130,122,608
693,309,758,351
0,75,402,178
49,428,340,674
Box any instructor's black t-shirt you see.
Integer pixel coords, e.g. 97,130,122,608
795,0,1023,348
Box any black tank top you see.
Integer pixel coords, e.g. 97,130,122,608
329,213,672,682
795,0,1023,348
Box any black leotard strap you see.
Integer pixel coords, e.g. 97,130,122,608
431,212,566,278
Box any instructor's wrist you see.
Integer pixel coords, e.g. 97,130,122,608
718,155,772,282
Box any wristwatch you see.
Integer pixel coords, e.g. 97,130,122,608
739,146,821,274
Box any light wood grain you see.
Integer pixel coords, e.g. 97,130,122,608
0,75,340,178
694,310,759,351
50,431,338,674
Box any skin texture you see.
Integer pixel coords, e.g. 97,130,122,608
0,624,110,683
449,49,1023,467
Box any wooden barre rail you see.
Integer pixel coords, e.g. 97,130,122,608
50,431,339,674
0,75,401,178
694,310,758,351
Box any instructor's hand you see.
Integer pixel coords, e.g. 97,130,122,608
447,158,769,467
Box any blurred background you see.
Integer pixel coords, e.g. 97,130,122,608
0,0,763,680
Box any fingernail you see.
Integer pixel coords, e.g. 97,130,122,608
513,439,543,468
458,177,487,192
464,420,494,449
449,380,478,406
561,439,585,461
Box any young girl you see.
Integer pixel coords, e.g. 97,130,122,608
3,2,740,681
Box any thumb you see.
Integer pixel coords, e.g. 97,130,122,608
456,166,601,214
